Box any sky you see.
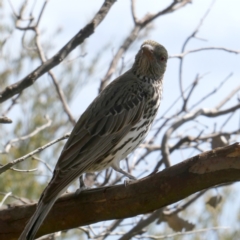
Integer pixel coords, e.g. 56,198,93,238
4,0,240,118
38,0,240,116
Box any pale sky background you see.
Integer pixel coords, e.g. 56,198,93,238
5,0,240,116
2,0,240,239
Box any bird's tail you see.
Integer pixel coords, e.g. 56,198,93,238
19,196,57,240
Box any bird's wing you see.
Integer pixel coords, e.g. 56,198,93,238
42,73,146,202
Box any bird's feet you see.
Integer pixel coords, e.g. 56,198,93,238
75,185,88,195
124,177,137,187
75,175,88,195
112,165,137,186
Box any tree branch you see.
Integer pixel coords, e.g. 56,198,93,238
1,143,240,240
161,104,240,167
0,116,12,124
0,133,69,174
99,0,190,91
0,0,116,104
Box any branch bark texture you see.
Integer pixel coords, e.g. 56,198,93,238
1,143,240,239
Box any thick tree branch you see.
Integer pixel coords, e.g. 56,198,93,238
0,0,116,104
1,143,240,240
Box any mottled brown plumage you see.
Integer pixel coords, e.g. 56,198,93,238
19,40,168,240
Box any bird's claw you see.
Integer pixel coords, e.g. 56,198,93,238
75,186,88,195
124,177,137,187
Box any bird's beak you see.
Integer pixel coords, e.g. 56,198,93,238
142,44,154,61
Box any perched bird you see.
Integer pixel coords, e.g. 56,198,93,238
19,40,168,240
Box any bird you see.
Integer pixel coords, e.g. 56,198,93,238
19,40,168,240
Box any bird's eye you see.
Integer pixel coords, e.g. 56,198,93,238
160,57,166,61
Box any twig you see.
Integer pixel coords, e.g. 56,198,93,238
182,74,200,111
0,192,31,204
0,133,70,174
170,47,240,59
152,77,205,139
36,0,49,27
8,167,38,173
99,25,141,91
0,0,117,103
119,209,163,240
98,219,124,240
77,227,92,239
161,103,240,167
99,0,191,91
9,0,33,21
215,84,240,110
0,116,12,124
190,73,233,110
140,0,191,26
15,0,35,31
220,112,235,131
178,0,216,101
139,226,230,239
34,26,76,125
120,189,208,240
2,93,22,116
98,168,112,187
32,156,53,173
1,115,52,154
130,0,138,24
0,192,12,207
163,190,207,215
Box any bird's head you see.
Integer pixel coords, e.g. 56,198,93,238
133,40,168,80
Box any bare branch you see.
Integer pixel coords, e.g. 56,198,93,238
178,0,216,101
99,0,191,91
164,190,207,215
204,103,240,117
1,143,239,239
2,94,22,116
130,0,138,24
161,103,240,166
182,74,200,111
139,226,229,240
141,0,191,26
99,26,141,91
119,209,163,240
8,167,38,173
98,219,124,240
32,156,53,173
0,192,32,205
0,192,12,208
0,116,12,124
190,73,233,110
36,0,49,27
215,84,240,110
0,133,70,174
34,26,76,125
0,0,117,103
15,0,35,31
170,47,240,58
0,115,52,154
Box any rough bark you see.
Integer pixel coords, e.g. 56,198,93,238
0,143,240,240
